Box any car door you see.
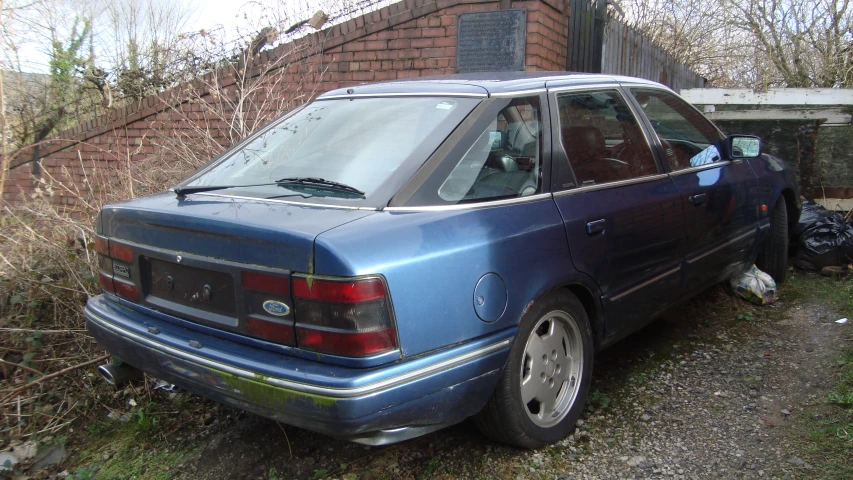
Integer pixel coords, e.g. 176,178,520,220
548,86,687,345
626,87,760,291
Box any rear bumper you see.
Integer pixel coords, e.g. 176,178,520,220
85,295,513,443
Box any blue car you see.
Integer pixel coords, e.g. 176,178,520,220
86,73,799,448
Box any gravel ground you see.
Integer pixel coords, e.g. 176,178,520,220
156,279,850,480
51,277,848,480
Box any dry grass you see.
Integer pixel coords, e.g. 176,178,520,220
0,40,327,468
0,145,210,451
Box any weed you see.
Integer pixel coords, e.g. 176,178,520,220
735,312,755,322
586,389,611,412
422,458,441,477
268,467,280,480
784,273,853,478
313,469,329,479
131,405,154,433
66,465,99,480
828,392,853,407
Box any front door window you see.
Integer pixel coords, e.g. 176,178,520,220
556,89,659,186
630,89,725,171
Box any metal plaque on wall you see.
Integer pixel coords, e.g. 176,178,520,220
456,10,527,73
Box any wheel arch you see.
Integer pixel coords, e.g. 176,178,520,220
559,283,603,352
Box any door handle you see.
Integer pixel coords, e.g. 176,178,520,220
586,219,606,235
689,193,707,205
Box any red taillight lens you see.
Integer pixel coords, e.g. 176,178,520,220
95,235,137,299
242,271,289,296
246,316,295,345
98,271,115,294
113,279,140,302
292,275,397,357
292,277,385,303
94,235,110,255
110,242,135,263
296,327,396,357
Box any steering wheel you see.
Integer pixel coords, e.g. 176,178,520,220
660,139,681,170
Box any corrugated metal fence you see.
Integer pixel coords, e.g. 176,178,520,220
601,20,705,92
567,0,706,92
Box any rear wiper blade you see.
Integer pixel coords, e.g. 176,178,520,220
274,177,365,197
172,182,310,198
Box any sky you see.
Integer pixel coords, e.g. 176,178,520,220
5,0,389,73
6,0,304,73
191,0,255,35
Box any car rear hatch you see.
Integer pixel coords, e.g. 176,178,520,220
94,192,399,361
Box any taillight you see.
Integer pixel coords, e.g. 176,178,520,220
113,279,141,302
292,275,397,357
246,316,295,344
110,243,135,263
98,271,115,294
241,271,295,345
95,234,139,301
241,271,289,296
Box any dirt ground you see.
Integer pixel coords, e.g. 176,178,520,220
17,272,853,480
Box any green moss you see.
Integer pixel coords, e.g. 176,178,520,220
212,368,337,408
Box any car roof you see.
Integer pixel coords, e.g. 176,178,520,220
317,72,666,98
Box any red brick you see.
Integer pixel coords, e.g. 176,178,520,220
365,40,388,50
434,36,456,47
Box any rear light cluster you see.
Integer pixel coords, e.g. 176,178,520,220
94,235,396,358
241,271,295,345
242,272,397,357
94,235,140,301
292,276,397,356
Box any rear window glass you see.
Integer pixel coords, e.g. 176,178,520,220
182,97,479,201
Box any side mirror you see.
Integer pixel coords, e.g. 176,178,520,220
726,135,762,159
488,130,506,149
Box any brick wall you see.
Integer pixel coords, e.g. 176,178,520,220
2,0,571,207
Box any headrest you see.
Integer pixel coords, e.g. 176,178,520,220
562,126,604,160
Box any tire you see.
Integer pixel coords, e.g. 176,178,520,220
756,196,789,283
474,290,593,449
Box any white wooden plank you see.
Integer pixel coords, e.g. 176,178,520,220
703,108,852,125
681,88,853,106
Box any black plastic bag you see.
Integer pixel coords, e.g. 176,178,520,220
795,200,853,269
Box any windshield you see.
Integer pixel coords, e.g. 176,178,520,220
181,97,480,203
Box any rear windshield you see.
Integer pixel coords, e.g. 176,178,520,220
181,97,480,204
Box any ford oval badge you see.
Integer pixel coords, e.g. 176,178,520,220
262,300,291,316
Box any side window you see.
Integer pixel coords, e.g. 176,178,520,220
557,90,658,187
631,88,724,171
438,97,541,202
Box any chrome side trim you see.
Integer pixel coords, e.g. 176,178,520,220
317,92,487,100
185,192,380,211
553,174,669,197
687,230,756,264
384,193,552,212
668,161,732,177
490,88,547,98
87,309,511,398
609,266,680,302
